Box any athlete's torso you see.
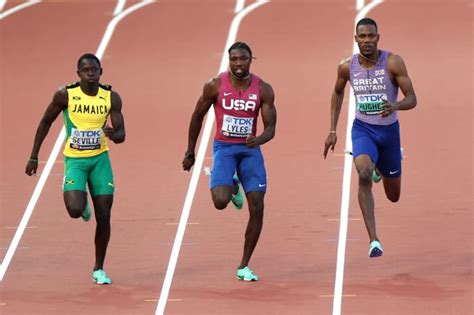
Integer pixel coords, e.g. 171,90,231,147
63,82,112,157
214,72,261,143
349,50,398,125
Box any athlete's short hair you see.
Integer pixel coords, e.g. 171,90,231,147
228,42,253,58
77,53,101,69
356,18,378,32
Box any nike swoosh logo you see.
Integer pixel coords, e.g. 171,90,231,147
389,170,400,175
354,72,364,77
224,92,232,96
258,184,266,187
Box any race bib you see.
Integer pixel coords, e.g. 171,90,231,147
356,93,387,115
221,114,254,138
70,128,102,150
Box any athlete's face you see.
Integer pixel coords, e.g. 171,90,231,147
229,48,252,79
77,59,102,84
355,25,379,57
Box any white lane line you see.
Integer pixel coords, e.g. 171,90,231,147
165,222,200,225
322,294,357,298
96,0,155,59
0,0,41,20
0,0,6,12
113,0,126,16
331,1,383,315
234,0,245,13
154,1,269,314
3,226,37,229
0,0,156,282
356,0,365,11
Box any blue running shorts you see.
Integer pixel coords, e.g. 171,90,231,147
210,140,267,192
351,118,402,178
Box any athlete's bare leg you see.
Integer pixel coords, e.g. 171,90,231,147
91,194,113,271
238,191,264,269
382,176,401,202
63,190,87,218
211,183,239,210
354,154,379,242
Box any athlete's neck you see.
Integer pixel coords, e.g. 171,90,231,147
358,50,380,68
230,69,251,80
229,71,251,90
80,81,99,96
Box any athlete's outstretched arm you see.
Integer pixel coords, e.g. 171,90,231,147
104,91,125,143
381,55,417,117
182,78,219,171
246,81,276,148
324,59,350,159
25,89,68,176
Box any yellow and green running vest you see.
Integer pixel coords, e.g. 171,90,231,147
63,82,112,158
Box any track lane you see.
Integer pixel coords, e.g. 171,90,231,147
0,2,162,314
0,1,113,268
341,1,473,314
163,1,355,314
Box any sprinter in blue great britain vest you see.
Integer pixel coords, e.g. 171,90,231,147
324,18,417,257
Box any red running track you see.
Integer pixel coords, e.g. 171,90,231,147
0,1,472,314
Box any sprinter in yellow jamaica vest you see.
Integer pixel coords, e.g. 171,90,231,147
25,53,125,285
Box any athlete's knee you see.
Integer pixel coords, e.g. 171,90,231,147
248,196,264,220
66,207,83,218
383,179,401,202
211,188,232,210
63,191,87,218
212,197,229,210
388,196,400,203
95,210,111,225
357,168,372,185
64,203,84,219
386,192,400,203
250,207,264,221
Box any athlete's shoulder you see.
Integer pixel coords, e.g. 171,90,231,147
386,52,404,64
337,56,351,79
258,77,273,94
339,56,352,66
258,77,274,103
207,75,221,86
203,75,221,96
55,82,73,97
110,90,123,110
52,84,69,106
338,56,352,70
386,52,408,74
99,83,112,91
62,81,80,90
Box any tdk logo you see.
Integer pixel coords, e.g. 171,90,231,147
73,130,102,137
222,99,256,111
357,94,385,103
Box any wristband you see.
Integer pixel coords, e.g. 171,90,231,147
329,130,336,134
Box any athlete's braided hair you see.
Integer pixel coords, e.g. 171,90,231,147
356,18,378,32
77,53,101,69
228,42,253,58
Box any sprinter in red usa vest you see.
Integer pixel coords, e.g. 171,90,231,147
214,66,261,142
183,42,277,281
